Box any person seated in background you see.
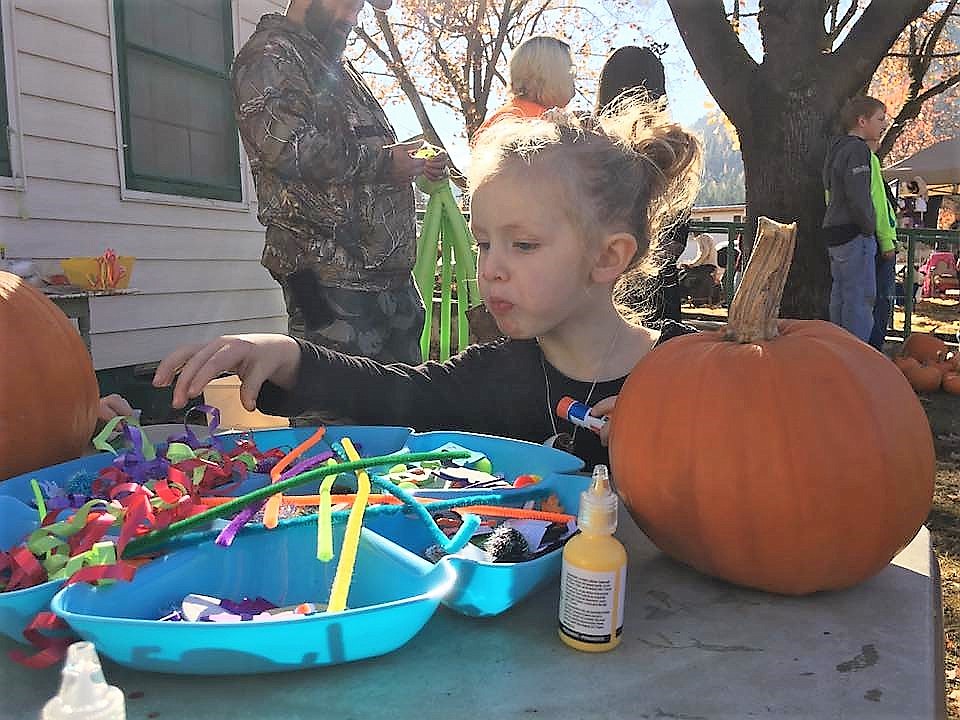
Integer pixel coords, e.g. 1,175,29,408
472,35,577,141
678,232,721,305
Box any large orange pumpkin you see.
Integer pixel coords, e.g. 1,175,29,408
609,218,934,595
0,271,100,481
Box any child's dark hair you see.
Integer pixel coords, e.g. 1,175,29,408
469,99,702,298
595,46,666,114
839,95,885,133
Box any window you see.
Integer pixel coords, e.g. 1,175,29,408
0,13,11,178
114,0,240,201
733,215,742,223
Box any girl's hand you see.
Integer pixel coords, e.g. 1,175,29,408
98,394,135,422
591,395,617,447
153,334,301,411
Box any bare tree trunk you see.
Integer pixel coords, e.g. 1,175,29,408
740,94,834,319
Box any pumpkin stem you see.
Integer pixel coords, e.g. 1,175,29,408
724,217,798,344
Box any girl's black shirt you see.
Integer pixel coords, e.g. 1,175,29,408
258,320,695,469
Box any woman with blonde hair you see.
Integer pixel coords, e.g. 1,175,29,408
473,35,576,140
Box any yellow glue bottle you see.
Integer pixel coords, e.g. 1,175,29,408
558,464,627,652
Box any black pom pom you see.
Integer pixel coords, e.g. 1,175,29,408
484,525,529,563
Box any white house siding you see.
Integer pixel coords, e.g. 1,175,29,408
0,0,288,370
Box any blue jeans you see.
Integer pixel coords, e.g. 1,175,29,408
828,234,876,342
869,254,896,350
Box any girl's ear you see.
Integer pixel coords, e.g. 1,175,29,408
591,231,638,284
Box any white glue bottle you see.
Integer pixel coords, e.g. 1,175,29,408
558,464,627,652
41,641,126,720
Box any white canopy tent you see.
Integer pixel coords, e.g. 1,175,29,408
882,138,960,195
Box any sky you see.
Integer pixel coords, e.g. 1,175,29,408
367,0,722,169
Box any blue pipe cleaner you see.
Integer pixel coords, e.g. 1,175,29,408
371,472,479,554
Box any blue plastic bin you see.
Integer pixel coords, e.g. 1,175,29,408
364,472,591,616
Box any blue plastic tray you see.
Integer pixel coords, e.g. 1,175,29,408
51,522,455,674
1,426,586,654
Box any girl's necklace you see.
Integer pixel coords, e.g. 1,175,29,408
540,325,622,453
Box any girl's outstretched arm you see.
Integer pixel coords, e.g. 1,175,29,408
153,334,301,412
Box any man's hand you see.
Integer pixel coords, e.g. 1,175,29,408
422,149,449,182
384,140,428,184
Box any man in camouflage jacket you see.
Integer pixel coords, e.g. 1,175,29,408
232,0,446,364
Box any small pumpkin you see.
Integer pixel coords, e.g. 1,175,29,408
893,355,921,374
0,271,100,481
902,332,948,364
904,363,943,393
934,359,958,375
936,351,960,373
609,218,934,595
943,372,960,395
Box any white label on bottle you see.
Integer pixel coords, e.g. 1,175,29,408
558,561,626,643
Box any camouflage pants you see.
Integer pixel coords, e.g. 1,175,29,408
274,270,425,427
276,269,425,365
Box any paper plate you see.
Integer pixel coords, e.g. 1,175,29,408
51,522,454,674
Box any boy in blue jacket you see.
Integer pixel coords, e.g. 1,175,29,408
822,96,888,341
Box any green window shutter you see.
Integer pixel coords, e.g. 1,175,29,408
0,14,11,178
114,0,240,201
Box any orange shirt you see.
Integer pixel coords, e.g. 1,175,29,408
472,98,547,143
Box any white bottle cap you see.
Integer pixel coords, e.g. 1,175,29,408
578,464,618,535
42,642,126,720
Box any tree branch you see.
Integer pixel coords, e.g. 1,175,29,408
825,0,931,100
666,0,759,130
357,18,467,186
874,0,959,158
824,0,859,48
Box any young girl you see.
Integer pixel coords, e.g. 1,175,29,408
153,102,702,468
